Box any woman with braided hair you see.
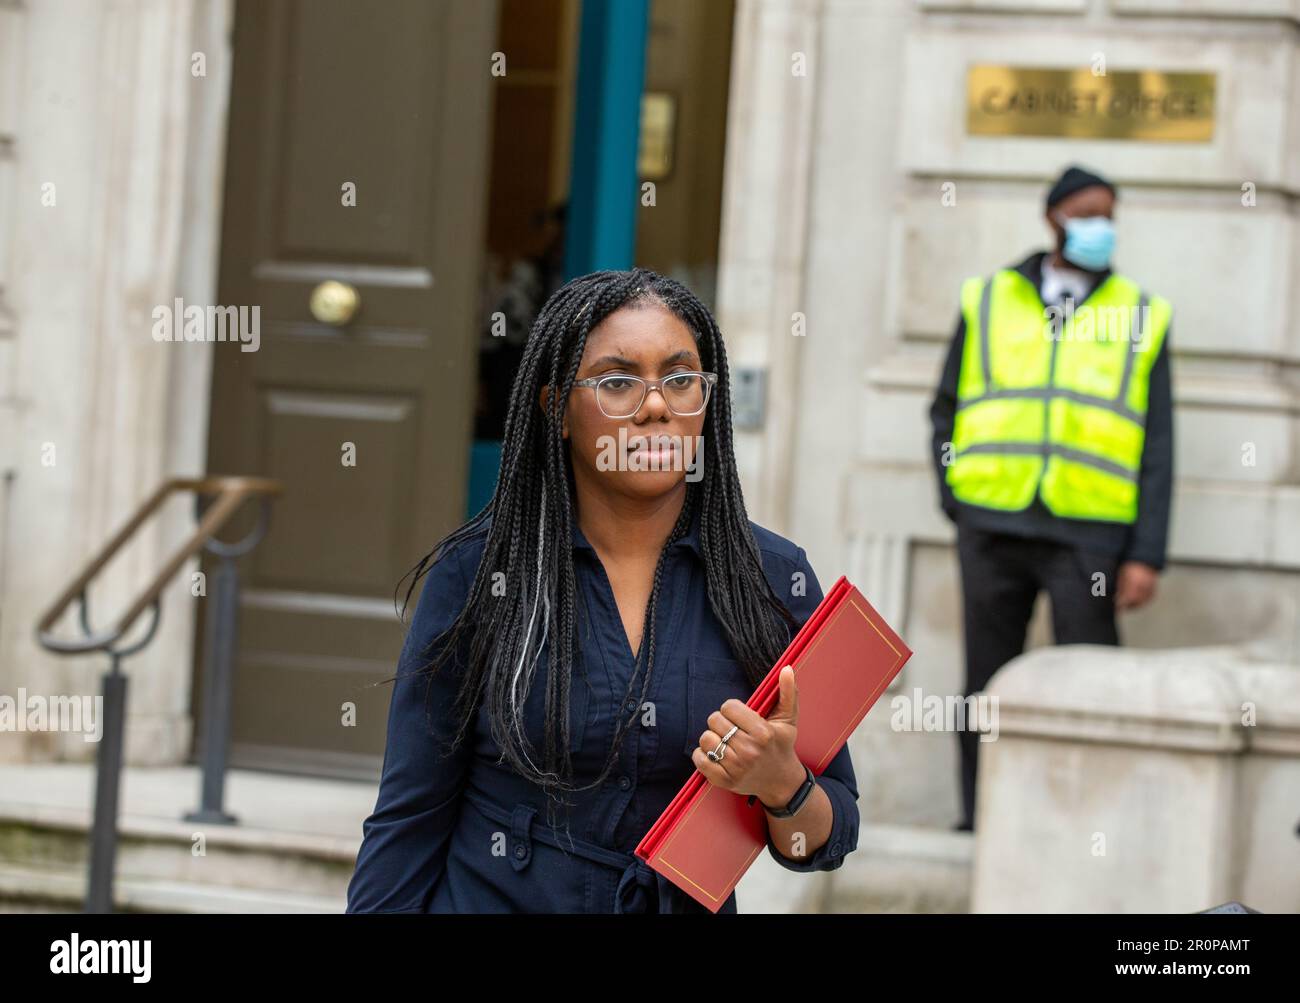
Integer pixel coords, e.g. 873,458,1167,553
346,267,860,913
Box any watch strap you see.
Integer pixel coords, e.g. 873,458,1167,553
760,764,815,819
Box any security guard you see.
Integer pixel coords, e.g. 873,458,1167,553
929,165,1174,832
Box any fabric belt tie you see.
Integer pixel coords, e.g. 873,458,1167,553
463,788,679,914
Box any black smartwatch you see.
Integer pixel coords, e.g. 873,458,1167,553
757,764,816,819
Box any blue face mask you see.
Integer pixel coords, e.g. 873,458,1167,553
1055,213,1115,271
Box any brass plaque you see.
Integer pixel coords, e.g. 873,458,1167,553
639,92,676,180
966,65,1216,142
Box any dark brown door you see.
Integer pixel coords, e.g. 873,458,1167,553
203,0,497,778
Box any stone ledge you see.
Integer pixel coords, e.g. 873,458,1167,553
827,823,973,914
0,862,343,914
972,645,1300,912
0,801,359,862
0,815,356,900
988,645,1300,751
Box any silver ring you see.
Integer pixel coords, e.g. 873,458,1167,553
706,725,740,762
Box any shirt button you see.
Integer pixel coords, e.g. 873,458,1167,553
830,842,842,856
617,776,631,791
625,698,639,714
513,844,527,859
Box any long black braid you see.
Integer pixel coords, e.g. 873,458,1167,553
392,267,799,831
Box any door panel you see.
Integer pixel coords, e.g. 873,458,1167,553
203,0,497,778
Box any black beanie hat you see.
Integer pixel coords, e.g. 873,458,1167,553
1046,165,1116,210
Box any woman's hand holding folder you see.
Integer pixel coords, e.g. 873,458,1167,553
691,666,805,808
691,666,837,865
635,577,913,912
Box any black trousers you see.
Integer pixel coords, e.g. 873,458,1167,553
955,524,1121,830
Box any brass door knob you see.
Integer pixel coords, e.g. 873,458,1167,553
309,280,360,325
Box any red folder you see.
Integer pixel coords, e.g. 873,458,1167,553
635,575,911,912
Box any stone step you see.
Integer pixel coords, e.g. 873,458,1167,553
0,810,353,912
0,861,342,914
0,763,367,913
827,823,973,913
0,764,973,913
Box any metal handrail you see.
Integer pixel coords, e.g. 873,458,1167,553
36,476,282,653
33,474,283,913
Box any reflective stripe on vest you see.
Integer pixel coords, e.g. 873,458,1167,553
946,268,1170,523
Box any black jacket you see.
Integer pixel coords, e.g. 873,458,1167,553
928,250,1174,570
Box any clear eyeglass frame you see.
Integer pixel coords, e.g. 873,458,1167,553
571,371,718,419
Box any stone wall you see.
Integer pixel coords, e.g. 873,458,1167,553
0,0,233,766
716,0,1300,831
974,645,1300,913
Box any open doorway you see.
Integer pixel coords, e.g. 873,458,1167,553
469,0,736,513
198,0,736,781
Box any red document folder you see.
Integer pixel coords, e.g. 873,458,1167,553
635,576,911,912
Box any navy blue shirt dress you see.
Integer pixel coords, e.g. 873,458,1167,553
345,501,861,913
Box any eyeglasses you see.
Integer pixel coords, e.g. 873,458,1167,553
572,371,718,419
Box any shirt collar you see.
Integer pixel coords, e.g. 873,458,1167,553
1017,249,1111,300
570,497,703,559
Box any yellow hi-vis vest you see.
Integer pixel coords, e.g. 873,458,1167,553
946,267,1171,523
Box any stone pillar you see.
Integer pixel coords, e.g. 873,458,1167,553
973,645,1300,913
0,0,233,766
714,0,824,529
